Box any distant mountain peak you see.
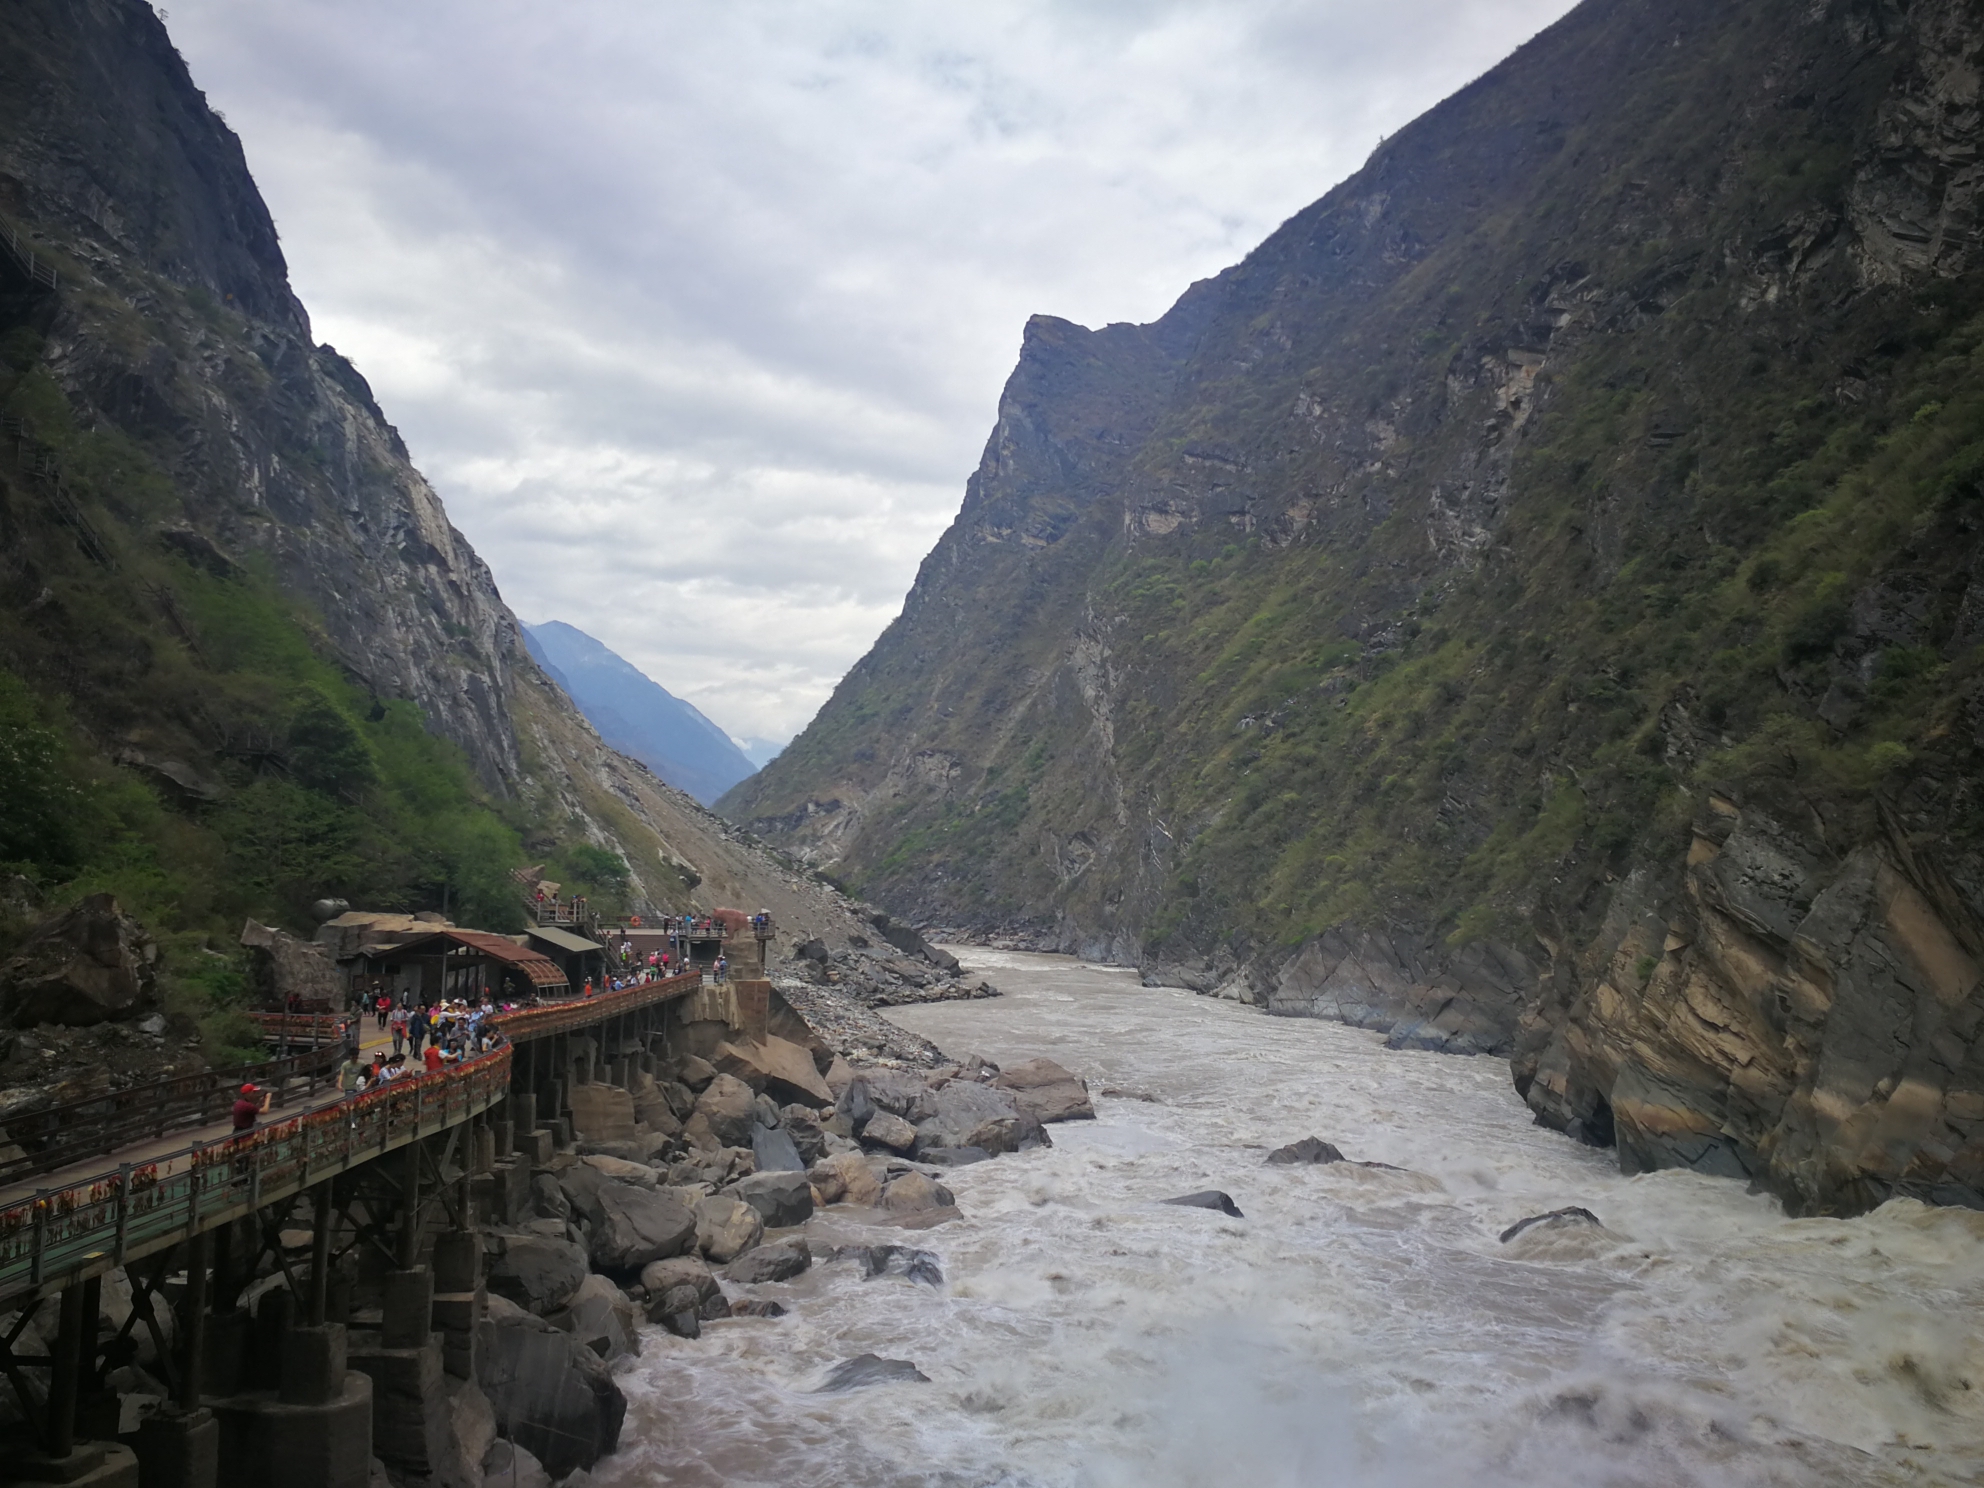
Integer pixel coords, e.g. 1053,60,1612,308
522,622,758,805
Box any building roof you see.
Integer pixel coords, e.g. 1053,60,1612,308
369,929,569,989
524,926,606,956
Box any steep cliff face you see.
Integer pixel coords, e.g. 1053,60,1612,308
726,0,1984,1213
0,0,872,959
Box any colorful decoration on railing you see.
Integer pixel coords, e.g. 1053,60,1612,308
0,1044,513,1303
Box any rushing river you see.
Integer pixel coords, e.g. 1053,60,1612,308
596,950,1984,1487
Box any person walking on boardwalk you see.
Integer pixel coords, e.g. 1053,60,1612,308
338,1051,364,1101
408,1005,429,1058
714,954,728,984
340,1016,360,1061
389,1004,408,1056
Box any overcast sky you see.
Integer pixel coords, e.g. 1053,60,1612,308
163,0,1576,755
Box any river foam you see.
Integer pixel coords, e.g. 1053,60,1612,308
595,949,1984,1487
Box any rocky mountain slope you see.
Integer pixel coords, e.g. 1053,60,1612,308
523,621,759,806
0,0,879,1055
724,0,1984,1215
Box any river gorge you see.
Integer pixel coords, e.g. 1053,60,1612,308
591,950,1984,1488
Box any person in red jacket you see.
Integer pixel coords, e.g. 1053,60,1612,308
232,1083,269,1134
423,1043,444,1074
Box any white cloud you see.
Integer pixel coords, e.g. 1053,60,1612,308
163,0,1577,744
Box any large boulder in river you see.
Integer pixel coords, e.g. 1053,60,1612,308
487,1236,590,1315
993,1058,1094,1123
585,1182,696,1274
732,1170,814,1228
724,1237,811,1285
694,1196,764,1263
1,894,159,1028
860,1111,918,1154
639,1256,728,1323
910,1082,1022,1151
880,1172,954,1214
808,1152,884,1207
713,1037,834,1107
1266,1137,1346,1165
688,1073,757,1149
581,1153,661,1188
476,1297,626,1477
554,1274,640,1368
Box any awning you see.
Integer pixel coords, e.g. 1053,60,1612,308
379,930,569,990
524,926,606,956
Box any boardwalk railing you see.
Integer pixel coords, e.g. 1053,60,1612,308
0,1033,345,1189
493,970,701,1042
0,220,58,290
0,1046,512,1308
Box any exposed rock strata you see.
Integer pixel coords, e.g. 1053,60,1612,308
724,0,1984,1216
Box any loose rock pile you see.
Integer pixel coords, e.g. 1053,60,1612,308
472,1045,1097,1485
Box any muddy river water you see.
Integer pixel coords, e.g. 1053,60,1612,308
594,949,1984,1487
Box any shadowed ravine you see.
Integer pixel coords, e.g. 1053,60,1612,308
593,951,1984,1488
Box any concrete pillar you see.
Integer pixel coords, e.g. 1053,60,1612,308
431,1233,479,1295
279,1326,347,1408
471,1125,495,1177
134,1409,219,1488
5,1444,140,1488
210,1373,371,1488
379,1271,433,1351
510,1091,537,1136
492,1119,514,1162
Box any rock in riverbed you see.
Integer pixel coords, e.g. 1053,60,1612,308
586,1183,696,1274
695,1195,764,1263
812,1354,930,1392
1265,1137,1345,1165
732,1170,814,1228
724,1237,811,1284
992,1057,1094,1123
1499,1207,1604,1243
1161,1191,1244,1218
860,1110,918,1153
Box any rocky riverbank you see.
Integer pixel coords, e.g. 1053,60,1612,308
469,1032,1096,1487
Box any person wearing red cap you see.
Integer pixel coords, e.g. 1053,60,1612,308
232,1082,269,1133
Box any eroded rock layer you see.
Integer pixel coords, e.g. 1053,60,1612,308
725,0,1984,1214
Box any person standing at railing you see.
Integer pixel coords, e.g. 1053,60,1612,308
232,1082,270,1134
714,954,728,984
338,1052,364,1101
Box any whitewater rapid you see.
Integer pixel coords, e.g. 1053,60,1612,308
596,949,1984,1487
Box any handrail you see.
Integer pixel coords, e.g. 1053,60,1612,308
245,1012,343,1043
0,1030,341,1188
492,970,701,1043
0,1046,512,1308
0,220,58,290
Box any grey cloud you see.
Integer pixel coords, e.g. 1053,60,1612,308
165,0,1576,743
